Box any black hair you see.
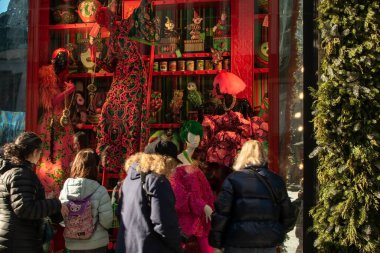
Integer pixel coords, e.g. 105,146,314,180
3,132,42,165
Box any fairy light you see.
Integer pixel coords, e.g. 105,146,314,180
294,112,302,118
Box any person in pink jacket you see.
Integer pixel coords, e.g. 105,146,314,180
170,120,215,253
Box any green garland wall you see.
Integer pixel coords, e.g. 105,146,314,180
310,1,380,252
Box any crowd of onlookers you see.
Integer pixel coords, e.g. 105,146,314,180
0,131,297,253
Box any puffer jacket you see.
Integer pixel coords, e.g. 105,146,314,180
0,159,62,253
116,163,182,253
209,165,296,249
59,178,113,250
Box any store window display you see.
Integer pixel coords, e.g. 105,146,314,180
170,120,215,253
94,0,160,173
36,48,76,195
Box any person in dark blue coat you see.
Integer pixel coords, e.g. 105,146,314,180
116,140,183,253
209,140,296,253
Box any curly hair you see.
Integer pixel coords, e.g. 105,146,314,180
3,132,42,165
125,152,177,177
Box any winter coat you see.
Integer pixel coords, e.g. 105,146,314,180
209,165,296,249
116,163,182,253
0,159,62,253
59,178,113,250
170,165,215,237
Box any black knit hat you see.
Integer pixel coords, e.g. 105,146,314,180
144,139,178,160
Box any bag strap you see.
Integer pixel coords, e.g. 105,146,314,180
140,172,154,207
249,167,279,206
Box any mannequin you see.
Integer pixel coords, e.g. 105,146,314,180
170,120,214,253
36,48,75,196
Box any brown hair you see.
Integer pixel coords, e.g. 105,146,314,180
70,148,99,180
3,132,42,165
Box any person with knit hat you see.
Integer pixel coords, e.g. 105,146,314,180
170,120,215,253
116,140,183,253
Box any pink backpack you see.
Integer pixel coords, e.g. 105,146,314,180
63,191,97,239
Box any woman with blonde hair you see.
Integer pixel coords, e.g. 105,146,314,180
209,140,296,253
116,140,183,253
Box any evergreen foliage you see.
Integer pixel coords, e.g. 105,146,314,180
310,1,380,252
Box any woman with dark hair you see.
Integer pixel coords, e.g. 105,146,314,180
0,131,65,253
59,149,112,253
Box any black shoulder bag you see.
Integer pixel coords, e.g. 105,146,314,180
249,168,279,206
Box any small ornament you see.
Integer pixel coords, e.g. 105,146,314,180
78,0,101,23
150,91,163,123
212,11,229,37
169,90,184,123
60,109,71,127
211,48,224,65
187,82,203,109
163,16,178,39
189,10,203,40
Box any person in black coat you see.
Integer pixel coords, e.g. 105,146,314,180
116,140,183,253
0,131,66,253
209,140,296,253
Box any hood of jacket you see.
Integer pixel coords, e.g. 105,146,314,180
63,178,100,200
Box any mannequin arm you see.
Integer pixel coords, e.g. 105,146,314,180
52,81,75,107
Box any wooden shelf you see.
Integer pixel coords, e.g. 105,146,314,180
47,22,96,30
153,0,228,5
68,72,114,78
153,70,228,76
253,68,269,73
150,123,181,129
154,52,230,59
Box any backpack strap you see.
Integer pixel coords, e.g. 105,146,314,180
140,172,154,207
248,167,279,206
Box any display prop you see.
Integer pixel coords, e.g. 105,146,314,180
184,10,204,52
149,91,163,123
169,89,184,123
256,41,269,67
78,0,101,23
212,11,230,51
52,3,77,24
157,16,179,55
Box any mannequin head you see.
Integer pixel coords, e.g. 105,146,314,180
51,48,69,75
180,120,203,148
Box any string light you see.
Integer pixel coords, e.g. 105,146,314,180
299,92,304,99
298,126,303,132
294,112,302,118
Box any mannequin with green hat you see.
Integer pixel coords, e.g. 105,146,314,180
170,120,215,253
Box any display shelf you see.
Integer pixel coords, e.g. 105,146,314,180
47,22,96,30
154,52,230,59
153,0,228,6
153,69,228,76
253,68,269,73
68,72,114,78
150,123,181,129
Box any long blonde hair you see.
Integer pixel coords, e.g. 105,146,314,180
233,140,267,171
124,152,177,177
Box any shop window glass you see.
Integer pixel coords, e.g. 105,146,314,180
279,0,304,252
0,0,28,145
